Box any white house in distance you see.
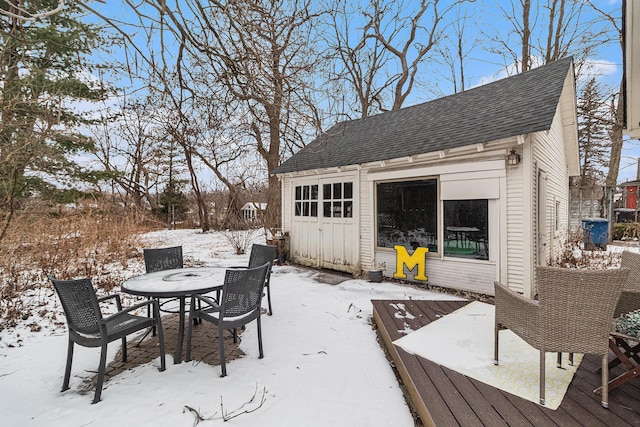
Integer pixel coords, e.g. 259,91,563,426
273,58,579,298
241,202,267,222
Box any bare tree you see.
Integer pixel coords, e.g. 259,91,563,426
585,1,624,188
491,0,624,188
488,0,608,74
324,0,393,118
436,5,476,94
365,0,467,110
93,97,167,210
82,0,323,231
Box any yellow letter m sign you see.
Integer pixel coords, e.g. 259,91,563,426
393,245,428,281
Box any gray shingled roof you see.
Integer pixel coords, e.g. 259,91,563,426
274,57,573,174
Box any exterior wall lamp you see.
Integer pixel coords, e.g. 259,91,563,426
507,149,521,166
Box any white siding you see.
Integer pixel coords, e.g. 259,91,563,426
359,167,374,272
374,250,497,295
531,106,572,285
505,151,526,293
281,177,292,232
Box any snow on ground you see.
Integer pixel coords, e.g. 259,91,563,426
0,229,461,427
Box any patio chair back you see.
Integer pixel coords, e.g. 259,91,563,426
53,278,103,335
143,246,183,273
248,244,277,314
248,244,277,269
614,251,640,318
537,266,629,355
221,262,270,319
142,245,184,322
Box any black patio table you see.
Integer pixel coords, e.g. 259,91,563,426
121,267,224,364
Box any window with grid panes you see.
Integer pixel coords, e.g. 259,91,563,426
323,182,353,218
294,185,318,217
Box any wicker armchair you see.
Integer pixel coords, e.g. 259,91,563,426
50,277,166,403
614,251,640,318
185,262,270,377
494,266,629,408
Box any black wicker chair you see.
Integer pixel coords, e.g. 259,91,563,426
229,244,277,315
185,262,270,377
50,277,166,403
143,246,183,273
142,246,190,330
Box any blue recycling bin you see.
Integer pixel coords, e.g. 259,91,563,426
581,218,609,249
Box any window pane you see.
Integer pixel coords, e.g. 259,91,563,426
323,201,332,217
333,201,342,217
376,179,438,251
333,183,342,199
295,186,302,201
344,182,353,199
310,201,318,217
303,202,310,216
443,199,488,260
323,184,332,200
303,185,310,200
344,201,353,218
311,185,318,200
295,202,302,216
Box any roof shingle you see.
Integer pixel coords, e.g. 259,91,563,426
274,57,573,174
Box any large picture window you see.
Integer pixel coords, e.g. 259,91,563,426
443,199,488,260
376,179,438,251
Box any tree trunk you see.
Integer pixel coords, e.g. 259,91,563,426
605,81,625,188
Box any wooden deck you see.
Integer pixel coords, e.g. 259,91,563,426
372,300,640,427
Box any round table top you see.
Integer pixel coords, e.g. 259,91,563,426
121,266,225,298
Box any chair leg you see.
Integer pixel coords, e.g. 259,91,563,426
185,305,195,363
557,352,562,368
151,297,157,337
539,350,546,406
219,325,227,377
569,352,574,366
121,336,127,362
155,305,166,371
266,282,273,316
257,316,264,359
601,354,609,408
62,338,74,392
93,343,108,404
493,326,499,365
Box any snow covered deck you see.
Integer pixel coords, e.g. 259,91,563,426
372,299,640,426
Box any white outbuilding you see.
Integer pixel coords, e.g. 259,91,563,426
241,202,267,222
273,58,579,298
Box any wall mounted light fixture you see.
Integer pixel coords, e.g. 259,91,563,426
507,149,521,165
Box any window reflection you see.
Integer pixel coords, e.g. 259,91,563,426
376,180,438,251
443,199,488,260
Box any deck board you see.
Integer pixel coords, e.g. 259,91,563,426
372,299,640,426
